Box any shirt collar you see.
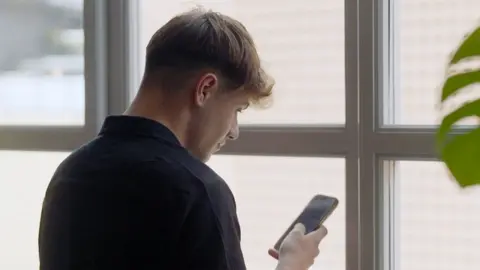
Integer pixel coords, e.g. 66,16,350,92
98,115,182,146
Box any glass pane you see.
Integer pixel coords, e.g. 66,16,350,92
395,161,480,270
0,151,69,270
0,0,84,126
390,0,480,125
208,155,345,270
137,0,345,125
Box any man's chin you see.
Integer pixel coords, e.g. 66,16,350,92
201,150,216,163
214,144,223,153
203,147,221,163
199,144,224,163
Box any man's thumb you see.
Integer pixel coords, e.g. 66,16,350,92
290,223,306,236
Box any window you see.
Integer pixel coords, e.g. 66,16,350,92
1,0,477,270
0,1,104,268
0,0,104,151
0,0,84,126
392,161,480,270
0,151,70,270
208,156,345,270
137,0,345,124
386,0,480,126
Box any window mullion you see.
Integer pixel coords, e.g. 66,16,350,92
105,0,137,117
84,0,108,134
345,0,361,269
358,1,381,270
219,127,349,157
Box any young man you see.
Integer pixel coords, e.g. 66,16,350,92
39,8,328,270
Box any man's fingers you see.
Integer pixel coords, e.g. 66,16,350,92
268,248,279,260
290,223,306,236
307,225,328,243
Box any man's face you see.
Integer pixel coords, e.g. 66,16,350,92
186,73,249,162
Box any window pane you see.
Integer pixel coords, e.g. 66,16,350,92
0,151,69,270
137,0,345,125
208,155,345,270
389,0,480,125
395,161,480,270
0,0,84,126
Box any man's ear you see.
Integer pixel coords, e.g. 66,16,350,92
194,73,219,107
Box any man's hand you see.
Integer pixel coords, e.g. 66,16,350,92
271,223,328,270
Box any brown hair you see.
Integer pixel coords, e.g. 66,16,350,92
142,7,273,107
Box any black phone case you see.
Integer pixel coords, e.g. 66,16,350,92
273,194,338,250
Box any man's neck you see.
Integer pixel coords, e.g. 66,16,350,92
124,93,189,148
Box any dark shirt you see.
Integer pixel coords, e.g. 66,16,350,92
38,116,246,270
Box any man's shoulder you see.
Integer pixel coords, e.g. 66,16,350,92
54,136,234,204
173,154,234,200
132,156,209,195
50,138,196,194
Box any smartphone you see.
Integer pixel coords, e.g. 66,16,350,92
273,194,339,251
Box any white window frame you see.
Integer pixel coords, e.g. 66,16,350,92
1,0,472,270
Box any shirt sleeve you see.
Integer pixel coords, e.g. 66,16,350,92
179,191,246,270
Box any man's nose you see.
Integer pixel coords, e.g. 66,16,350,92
227,123,239,141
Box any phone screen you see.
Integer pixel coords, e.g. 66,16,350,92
273,195,338,250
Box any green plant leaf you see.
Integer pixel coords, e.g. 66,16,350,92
440,127,480,187
450,26,480,65
441,70,480,102
436,99,480,151
438,25,480,188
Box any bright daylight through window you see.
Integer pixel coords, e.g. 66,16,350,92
208,156,345,270
0,0,84,126
391,0,480,125
1,0,480,270
394,161,480,270
137,0,345,125
0,151,70,270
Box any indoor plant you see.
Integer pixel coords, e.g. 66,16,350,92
437,26,480,187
